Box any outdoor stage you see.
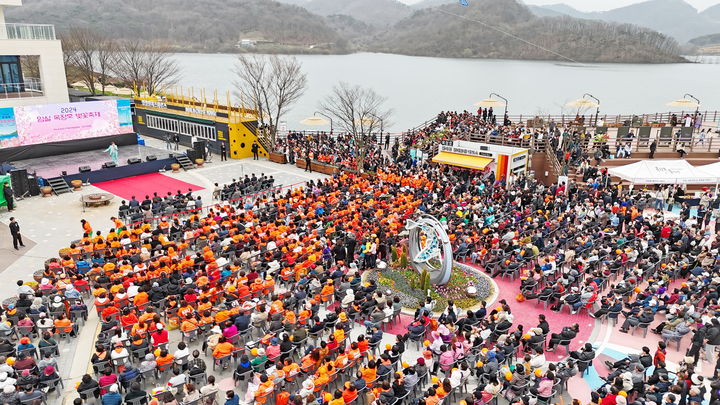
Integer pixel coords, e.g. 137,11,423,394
10,143,172,180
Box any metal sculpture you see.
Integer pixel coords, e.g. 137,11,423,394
405,213,453,285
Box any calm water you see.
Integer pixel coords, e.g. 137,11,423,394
173,52,720,132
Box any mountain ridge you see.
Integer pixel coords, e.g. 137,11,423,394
528,0,720,43
368,0,684,63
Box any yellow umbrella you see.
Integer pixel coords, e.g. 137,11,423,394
300,116,329,126
473,98,506,107
667,99,699,108
566,98,599,108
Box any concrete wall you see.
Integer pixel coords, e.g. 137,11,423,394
0,38,69,107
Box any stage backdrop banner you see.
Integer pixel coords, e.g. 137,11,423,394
0,100,131,148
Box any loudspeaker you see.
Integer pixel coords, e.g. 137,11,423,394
186,149,199,162
27,176,40,197
127,157,142,165
9,169,28,198
79,166,91,173
193,141,207,159
146,155,157,161
102,162,117,169
168,153,175,159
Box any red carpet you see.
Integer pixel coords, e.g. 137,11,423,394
93,173,204,201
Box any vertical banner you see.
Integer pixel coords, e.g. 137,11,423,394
0,108,17,142
116,99,133,127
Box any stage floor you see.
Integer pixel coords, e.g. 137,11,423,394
11,143,171,179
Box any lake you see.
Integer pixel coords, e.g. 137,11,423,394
173,52,720,132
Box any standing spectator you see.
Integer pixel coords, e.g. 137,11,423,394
9,217,24,250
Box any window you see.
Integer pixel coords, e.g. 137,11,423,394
146,115,216,141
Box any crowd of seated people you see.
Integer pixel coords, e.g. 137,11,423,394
214,174,276,202
0,131,716,405
117,191,205,224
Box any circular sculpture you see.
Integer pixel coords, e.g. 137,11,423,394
406,213,453,285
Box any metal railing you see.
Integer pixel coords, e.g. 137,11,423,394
1,23,56,40
506,110,720,128
0,78,44,99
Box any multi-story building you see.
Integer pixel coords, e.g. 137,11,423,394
0,0,68,107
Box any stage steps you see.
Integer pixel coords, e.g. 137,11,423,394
176,155,194,171
46,178,72,195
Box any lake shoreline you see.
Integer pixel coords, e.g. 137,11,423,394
169,48,699,65
170,52,720,132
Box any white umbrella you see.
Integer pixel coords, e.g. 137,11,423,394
666,99,699,108
473,98,506,107
299,116,329,126
566,98,599,108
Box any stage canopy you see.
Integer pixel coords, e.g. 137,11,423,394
608,159,719,184
432,152,493,170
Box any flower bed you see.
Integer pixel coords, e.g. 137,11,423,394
367,265,493,313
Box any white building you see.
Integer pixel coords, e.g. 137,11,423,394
0,0,68,107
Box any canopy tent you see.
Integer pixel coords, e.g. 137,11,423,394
432,152,493,170
608,160,719,184
697,162,720,190
697,162,720,175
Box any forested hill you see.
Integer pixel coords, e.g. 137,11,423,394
7,0,685,62
367,0,685,63
5,0,347,53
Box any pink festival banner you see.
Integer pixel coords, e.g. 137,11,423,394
6,100,123,148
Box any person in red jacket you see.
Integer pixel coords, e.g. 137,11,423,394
151,323,169,347
653,341,666,367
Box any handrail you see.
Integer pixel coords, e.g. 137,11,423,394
0,79,44,99
1,23,56,40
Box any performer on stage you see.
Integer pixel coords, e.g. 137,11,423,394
104,142,119,165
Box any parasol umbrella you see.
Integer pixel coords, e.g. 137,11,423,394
667,99,699,108
566,98,599,108
299,116,329,126
473,98,506,107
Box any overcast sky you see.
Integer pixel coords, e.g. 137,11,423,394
399,0,719,12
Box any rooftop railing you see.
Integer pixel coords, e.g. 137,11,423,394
0,78,44,99
1,23,56,40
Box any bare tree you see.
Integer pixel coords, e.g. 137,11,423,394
142,44,181,96
233,54,307,150
319,82,392,170
95,36,116,94
114,40,180,96
113,40,144,94
62,27,99,94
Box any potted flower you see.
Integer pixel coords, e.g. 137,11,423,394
195,158,204,167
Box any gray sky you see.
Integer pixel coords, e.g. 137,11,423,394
399,0,719,12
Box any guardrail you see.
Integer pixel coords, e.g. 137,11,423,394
1,23,56,40
505,110,720,128
0,79,44,99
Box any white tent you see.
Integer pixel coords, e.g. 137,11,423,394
696,162,720,190
697,162,720,176
608,160,719,184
